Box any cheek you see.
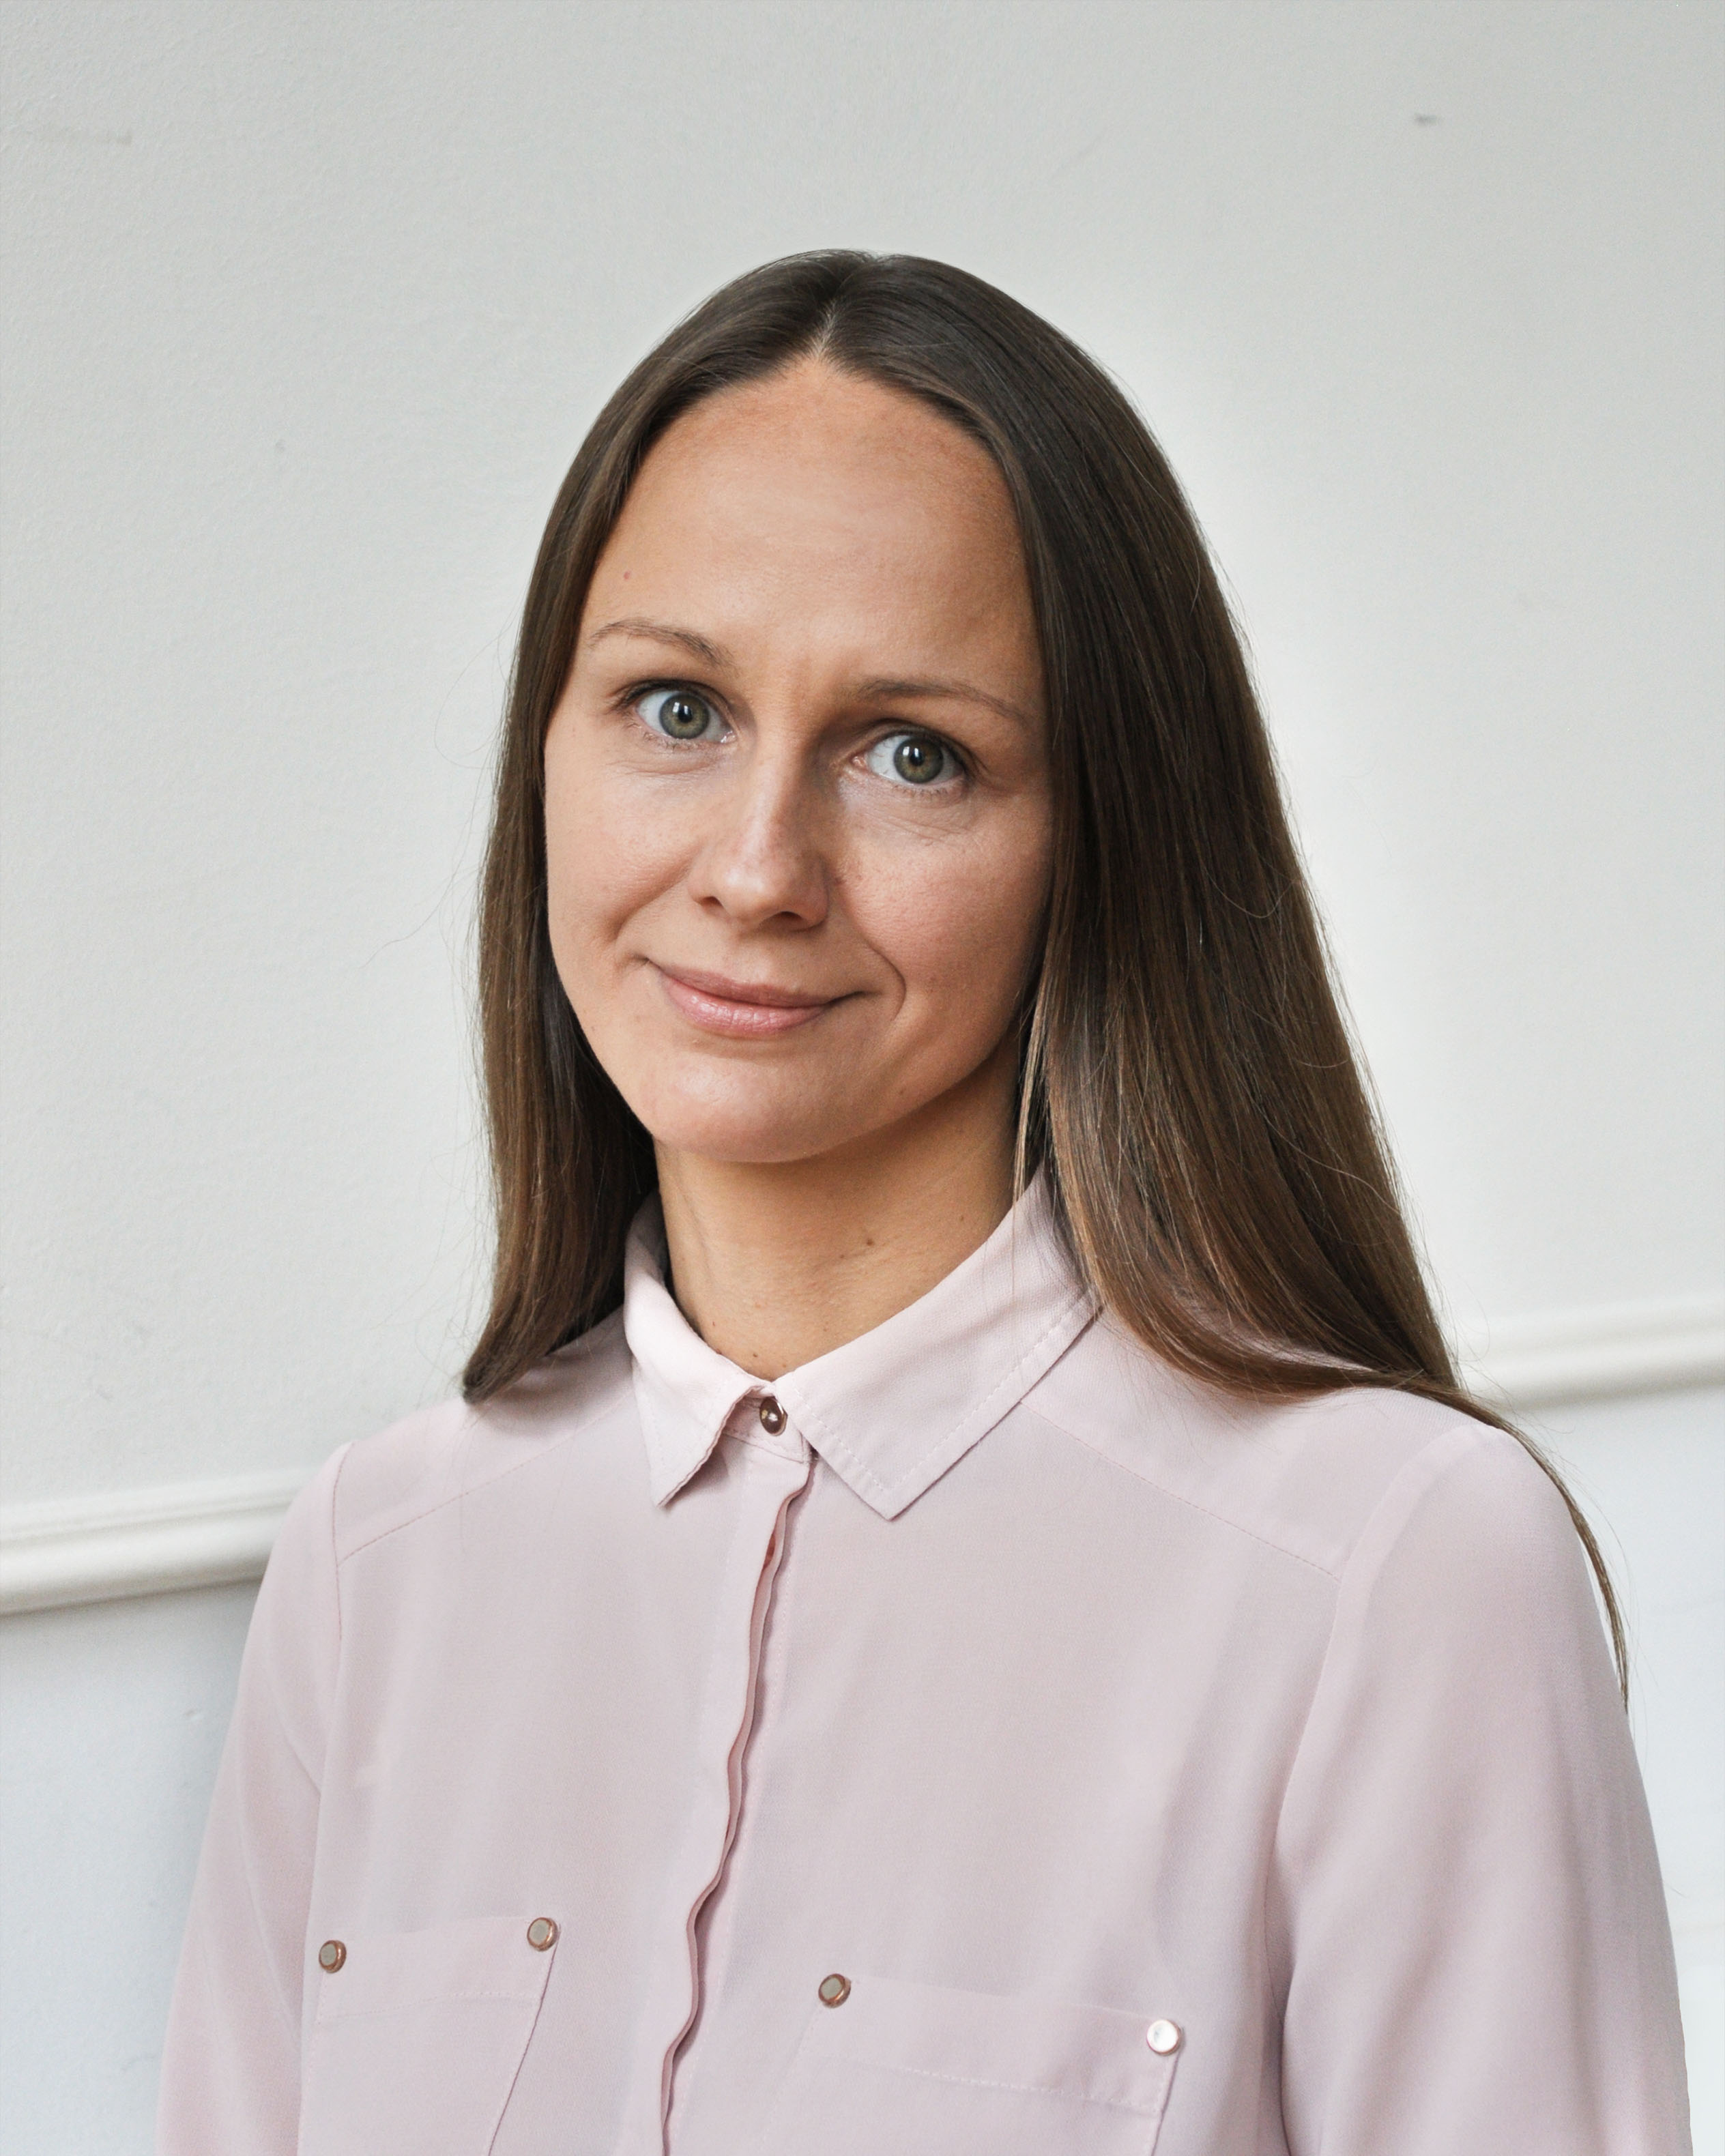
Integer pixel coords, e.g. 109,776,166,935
862,811,1052,1043
542,738,679,993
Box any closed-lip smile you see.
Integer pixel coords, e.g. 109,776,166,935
652,963,842,1038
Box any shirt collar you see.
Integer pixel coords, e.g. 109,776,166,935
623,1176,1095,1518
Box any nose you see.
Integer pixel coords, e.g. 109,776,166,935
686,748,830,931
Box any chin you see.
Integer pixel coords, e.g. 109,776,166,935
643,1118,855,1167
627,1072,886,1168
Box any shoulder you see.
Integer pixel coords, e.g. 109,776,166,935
241,1315,634,1749
319,1311,634,1564
1020,1313,1575,1589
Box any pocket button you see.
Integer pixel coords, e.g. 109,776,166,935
817,1972,852,2007
526,1917,558,1951
1146,2018,1182,2054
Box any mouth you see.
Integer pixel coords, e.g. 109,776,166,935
652,963,843,1040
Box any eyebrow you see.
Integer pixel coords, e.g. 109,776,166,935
855,676,1037,730
584,619,1035,729
584,616,731,667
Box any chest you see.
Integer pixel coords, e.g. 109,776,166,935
300,1421,1330,2153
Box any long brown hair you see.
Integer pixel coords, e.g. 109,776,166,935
463,251,1623,1689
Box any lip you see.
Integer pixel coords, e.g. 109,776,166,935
652,963,841,1040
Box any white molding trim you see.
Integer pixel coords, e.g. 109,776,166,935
0,1470,305,1616
3,1295,1721,1616
1460,1292,1725,1410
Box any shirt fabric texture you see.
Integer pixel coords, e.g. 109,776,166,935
158,1182,1690,2154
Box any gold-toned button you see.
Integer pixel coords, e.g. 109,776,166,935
526,1917,558,1951
1146,2018,1182,2054
317,1940,346,1972
817,1972,851,2007
758,1396,787,1436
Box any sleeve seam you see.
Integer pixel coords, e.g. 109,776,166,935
329,1438,349,1652
1266,1417,1503,1866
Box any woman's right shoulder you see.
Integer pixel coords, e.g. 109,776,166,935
273,1309,635,1575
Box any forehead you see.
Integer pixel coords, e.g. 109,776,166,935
593,362,1028,622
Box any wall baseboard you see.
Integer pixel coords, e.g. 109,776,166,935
4,1294,1721,1617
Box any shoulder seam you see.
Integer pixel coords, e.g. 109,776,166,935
1015,1400,1344,1582
336,1380,635,1570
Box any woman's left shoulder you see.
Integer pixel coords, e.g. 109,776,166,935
1251,1384,1620,1732
1028,1320,1580,1596
1315,1393,1597,1637
1240,1386,1599,1644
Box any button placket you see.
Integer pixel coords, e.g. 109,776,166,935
618,1435,812,2151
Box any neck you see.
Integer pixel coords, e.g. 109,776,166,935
654,1047,1019,1379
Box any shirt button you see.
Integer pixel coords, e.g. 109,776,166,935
1146,2018,1183,2054
817,1972,851,2007
526,1917,558,1951
317,1940,346,1972
757,1395,787,1436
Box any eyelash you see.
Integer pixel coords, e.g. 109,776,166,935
621,680,970,786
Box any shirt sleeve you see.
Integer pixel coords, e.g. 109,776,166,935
1271,1418,1690,2156
156,1444,348,2156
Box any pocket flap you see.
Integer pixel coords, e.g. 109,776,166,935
314,1914,553,2020
774,1971,1182,2146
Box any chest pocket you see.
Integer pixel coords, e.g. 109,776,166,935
298,1914,556,2155
760,1973,1181,2155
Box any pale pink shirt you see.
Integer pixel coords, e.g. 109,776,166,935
159,1185,1689,2153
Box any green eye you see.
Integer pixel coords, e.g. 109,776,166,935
641,687,722,742
866,731,955,787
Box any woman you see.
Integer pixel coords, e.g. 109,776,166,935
160,253,1688,2153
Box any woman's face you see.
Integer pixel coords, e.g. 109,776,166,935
544,360,1052,1169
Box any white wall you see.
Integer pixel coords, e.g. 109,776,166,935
2,3,1720,2148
